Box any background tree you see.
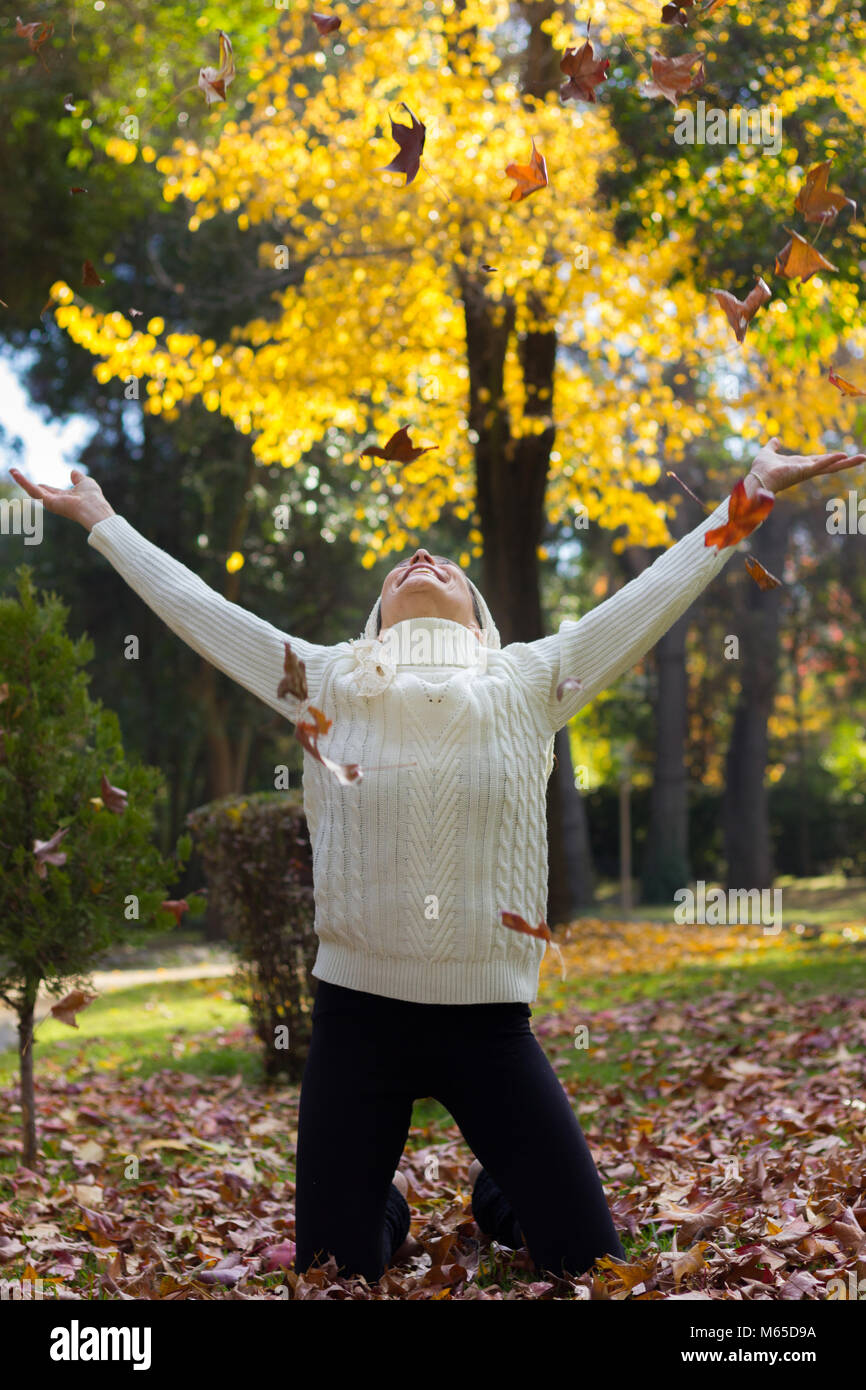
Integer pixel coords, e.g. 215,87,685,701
0,567,199,1166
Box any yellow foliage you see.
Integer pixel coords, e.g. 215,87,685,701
44,0,866,567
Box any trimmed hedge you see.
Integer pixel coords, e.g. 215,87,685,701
186,791,317,1080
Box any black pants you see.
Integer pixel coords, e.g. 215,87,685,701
293,980,625,1283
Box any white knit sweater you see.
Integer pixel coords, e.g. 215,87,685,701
88,487,750,1004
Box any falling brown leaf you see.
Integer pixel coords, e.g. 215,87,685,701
380,103,426,186
710,277,771,343
82,260,104,287
774,229,838,282
556,677,584,701
559,40,610,103
705,477,775,550
276,657,410,784
311,11,341,35
296,711,362,786
33,826,70,878
828,368,866,397
161,898,190,926
361,426,436,463
277,641,309,702
794,160,856,226
198,30,235,106
642,51,706,105
49,988,97,1028
15,15,54,65
100,772,128,814
500,912,566,981
505,138,549,202
660,0,695,26
744,555,782,590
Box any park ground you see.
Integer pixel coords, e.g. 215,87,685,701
0,875,864,1300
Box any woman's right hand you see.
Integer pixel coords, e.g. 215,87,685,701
8,466,116,531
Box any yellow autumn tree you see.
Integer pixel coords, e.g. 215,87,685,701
41,4,740,588
48,1,865,596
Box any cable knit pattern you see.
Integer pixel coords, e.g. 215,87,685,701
87,487,747,1004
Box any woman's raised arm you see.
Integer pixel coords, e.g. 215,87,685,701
8,466,334,716
505,439,866,737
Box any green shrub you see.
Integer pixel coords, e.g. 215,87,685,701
0,566,196,1167
185,791,317,1080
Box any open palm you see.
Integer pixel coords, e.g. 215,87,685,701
750,437,866,494
8,466,114,529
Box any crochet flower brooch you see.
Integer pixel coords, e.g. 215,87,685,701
347,635,398,696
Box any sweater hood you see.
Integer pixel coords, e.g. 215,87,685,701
362,574,502,651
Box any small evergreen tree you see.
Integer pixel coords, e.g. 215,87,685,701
0,566,200,1167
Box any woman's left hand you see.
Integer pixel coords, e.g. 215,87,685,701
747,437,866,495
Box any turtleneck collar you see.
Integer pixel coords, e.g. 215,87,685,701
377,615,489,669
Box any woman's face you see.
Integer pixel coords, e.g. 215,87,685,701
379,548,480,634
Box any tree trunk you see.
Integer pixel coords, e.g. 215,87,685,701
546,728,595,923
722,508,789,890
638,427,701,903
790,607,812,875
18,982,38,1169
446,0,595,917
641,613,691,901
619,750,633,911
192,451,258,800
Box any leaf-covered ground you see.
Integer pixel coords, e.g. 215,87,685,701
1,917,865,1300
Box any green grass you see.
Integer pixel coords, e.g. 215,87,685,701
586,874,866,927
0,976,252,1088
542,932,866,1016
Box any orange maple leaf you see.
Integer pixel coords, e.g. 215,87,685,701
705,478,774,551
505,138,549,202
794,160,856,225
361,426,436,463
277,641,309,702
710,277,771,343
642,50,705,105
296,714,362,785
15,15,54,69
500,911,566,980
49,989,98,1029
774,229,837,283
828,368,866,397
161,898,190,926
559,40,610,102
744,556,782,590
